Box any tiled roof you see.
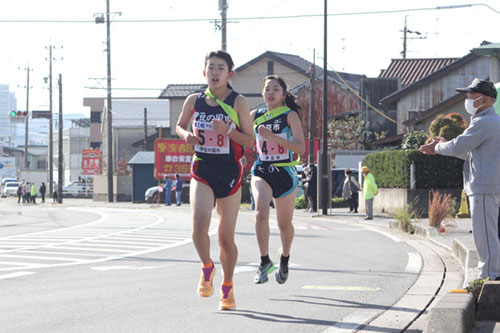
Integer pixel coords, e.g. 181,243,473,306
159,84,207,99
379,58,458,87
128,151,155,165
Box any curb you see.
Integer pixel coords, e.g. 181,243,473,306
425,293,476,333
412,223,480,332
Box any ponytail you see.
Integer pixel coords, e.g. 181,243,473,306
264,75,302,118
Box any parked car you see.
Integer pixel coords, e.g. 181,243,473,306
62,181,92,197
2,181,20,197
331,168,359,198
145,183,190,204
1,178,17,187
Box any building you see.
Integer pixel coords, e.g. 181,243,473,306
0,84,18,147
100,98,170,174
379,51,490,134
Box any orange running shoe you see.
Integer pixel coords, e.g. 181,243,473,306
219,284,235,310
198,262,214,297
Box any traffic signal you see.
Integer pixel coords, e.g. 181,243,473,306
9,111,28,118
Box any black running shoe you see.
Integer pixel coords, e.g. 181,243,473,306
254,261,275,284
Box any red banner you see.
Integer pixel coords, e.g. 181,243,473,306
154,139,193,181
81,149,101,175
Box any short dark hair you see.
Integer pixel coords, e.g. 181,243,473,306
205,50,234,72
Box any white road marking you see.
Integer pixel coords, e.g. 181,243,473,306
0,271,35,280
0,209,218,272
323,310,380,332
234,262,300,274
366,228,403,243
404,252,422,274
302,285,379,291
91,265,161,271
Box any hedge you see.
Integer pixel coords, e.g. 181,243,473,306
363,149,463,189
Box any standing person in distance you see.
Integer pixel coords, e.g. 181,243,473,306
17,183,23,204
306,164,318,213
164,176,173,206
176,50,253,310
30,182,38,205
420,78,500,281
251,75,305,285
39,182,46,203
342,168,361,213
174,174,183,206
362,166,377,220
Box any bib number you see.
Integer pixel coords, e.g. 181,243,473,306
193,121,229,154
256,133,289,161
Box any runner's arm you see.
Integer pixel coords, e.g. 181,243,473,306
176,94,201,145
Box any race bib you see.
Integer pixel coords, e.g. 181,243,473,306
193,121,230,154
256,133,289,161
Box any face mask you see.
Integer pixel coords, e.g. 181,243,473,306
464,96,482,115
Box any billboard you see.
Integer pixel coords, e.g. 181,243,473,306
154,139,193,181
0,157,16,179
81,149,101,175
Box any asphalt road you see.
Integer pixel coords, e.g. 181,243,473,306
0,198,423,332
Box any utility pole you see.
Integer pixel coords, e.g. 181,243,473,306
19,65,32,169
308,49,316,165
46,45,62,199
57,74,63,204
219,0,228,51
321,0,329,215
401,15,426,58
143,107,148,151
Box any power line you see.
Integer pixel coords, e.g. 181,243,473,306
0,4,498,24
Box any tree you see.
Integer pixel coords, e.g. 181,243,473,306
327,115,385,150
428,113,467,141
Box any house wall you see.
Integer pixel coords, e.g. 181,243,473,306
115,128,148,165
232,58,309,109
169,99,185,137
295,80,360,141
396,56,489,134
414,101,469,133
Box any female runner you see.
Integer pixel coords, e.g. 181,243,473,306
176,50,253,309
251,75,305,285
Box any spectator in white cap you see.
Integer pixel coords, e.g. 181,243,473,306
419,78,500,281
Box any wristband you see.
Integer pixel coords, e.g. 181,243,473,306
226,122,236,135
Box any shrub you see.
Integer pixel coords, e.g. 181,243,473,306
363,150,463,189
331,197,349,208
428,190,452,229
466,277,489,306
295,194,307,209
401,130,428,150
394,205,418,234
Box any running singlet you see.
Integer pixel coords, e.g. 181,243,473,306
254,108,294,164
251,108,298,198
192,91,243,163
191,91,244,198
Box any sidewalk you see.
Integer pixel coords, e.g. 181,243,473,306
302,207,499,332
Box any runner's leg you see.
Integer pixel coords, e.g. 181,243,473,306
274,188,297,257
251,176,273,256
190,179,215,265
215,187,241,282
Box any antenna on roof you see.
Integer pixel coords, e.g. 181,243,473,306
400,15,427,58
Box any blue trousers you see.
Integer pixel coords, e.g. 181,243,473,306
165,188,171,205
176,191,181,205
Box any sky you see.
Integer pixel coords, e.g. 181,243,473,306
1,0,499,117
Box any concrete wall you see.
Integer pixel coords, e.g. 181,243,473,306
93,175,132,202
359,188,462,216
